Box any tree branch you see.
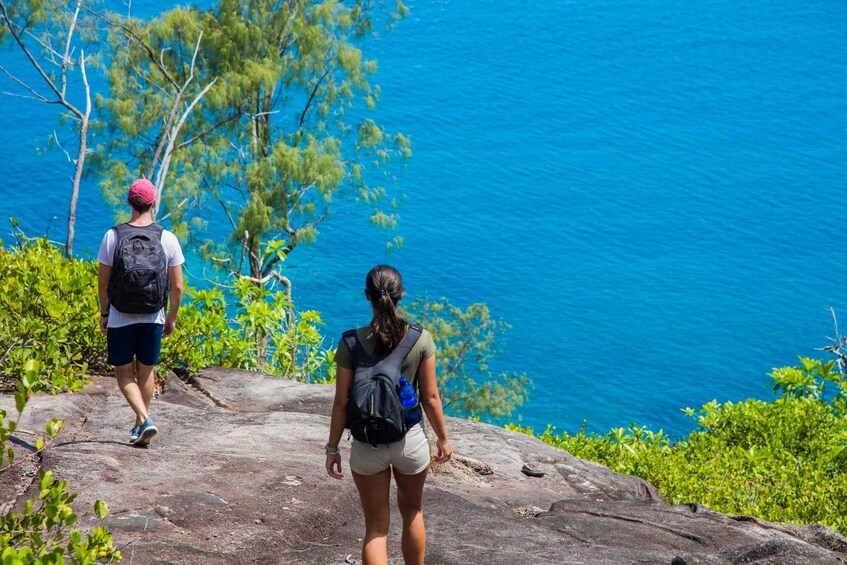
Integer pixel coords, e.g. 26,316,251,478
61,0,82,100
0,0,83,118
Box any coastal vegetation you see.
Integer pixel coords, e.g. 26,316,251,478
1,0,408,290
96,0,410,296
510,356,847,535
0,347,120,563
4,235,847,542
0,0,100,258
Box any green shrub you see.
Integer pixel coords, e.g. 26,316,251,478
0,236,105,393
159,287,253,373
0,471,121,564
511,357,847,535
160,278,334,381
1,359,120,563
0,236,334,385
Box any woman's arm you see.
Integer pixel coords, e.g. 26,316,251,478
417,355,452,463
326,365,352,479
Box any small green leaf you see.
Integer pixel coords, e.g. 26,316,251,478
14,390,27,414
94,500,109,520
39,470,53,492
64,512,78,526
36,438,44,450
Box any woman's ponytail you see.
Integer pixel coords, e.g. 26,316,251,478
366,265,406,354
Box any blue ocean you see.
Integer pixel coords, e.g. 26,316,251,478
2,0,846,437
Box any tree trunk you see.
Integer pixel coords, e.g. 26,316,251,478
65,117,88,258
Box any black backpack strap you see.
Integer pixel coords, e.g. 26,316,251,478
384,323,423,367
111,223,127,262
342,328,376,366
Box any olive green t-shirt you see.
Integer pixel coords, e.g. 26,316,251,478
335,325,436,382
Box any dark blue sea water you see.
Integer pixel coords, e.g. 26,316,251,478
2,0,846,437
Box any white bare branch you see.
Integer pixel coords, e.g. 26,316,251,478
61,1,83,99
81,49,90,120
53,130,73,162
156,197,190,222
153,75,217,216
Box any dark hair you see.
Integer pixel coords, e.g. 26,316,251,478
128,195,153,214
366,265,406,354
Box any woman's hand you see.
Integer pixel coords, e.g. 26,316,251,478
326,453,343,479
434,437,452,464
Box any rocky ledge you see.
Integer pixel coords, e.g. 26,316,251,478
2,368,846,564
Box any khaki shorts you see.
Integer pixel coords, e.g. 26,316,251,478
350,424,430,476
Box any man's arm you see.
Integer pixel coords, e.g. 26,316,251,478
98,264,111,335
163,264,183,338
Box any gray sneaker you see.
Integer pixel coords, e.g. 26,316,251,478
132,418,158,447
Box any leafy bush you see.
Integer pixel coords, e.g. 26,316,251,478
510,357,847,534
0,471,121,564
0,236,105,393
1,359,120,563
160,278,334,381
0,236,334,386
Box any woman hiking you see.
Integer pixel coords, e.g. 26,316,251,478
325,265,452,565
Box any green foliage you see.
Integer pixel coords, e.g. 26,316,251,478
97,0,410,283
512,357,847,534
0,471,121,564
159,287,253,373
0,358,119,563
160,278,334,381
769,356,847,414
402,297,532,421
0,235,104,393
0,234,332,385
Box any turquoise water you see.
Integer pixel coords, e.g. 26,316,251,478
2,1,846,437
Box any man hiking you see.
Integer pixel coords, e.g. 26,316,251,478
97,179,184,447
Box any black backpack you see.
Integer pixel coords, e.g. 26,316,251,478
107,223,169,314
343,324,423,447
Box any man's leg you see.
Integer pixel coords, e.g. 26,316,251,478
130,323,163,446
115,362,148,425
108,325,147,427
135,360,156,423
134,322,163,423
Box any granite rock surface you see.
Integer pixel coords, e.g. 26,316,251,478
2,367,845,564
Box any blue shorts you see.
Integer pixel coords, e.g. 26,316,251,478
107,323,163,366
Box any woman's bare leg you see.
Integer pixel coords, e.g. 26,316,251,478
352,468,392,565
393,467,428,565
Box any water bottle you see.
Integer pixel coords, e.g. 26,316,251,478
397,376,422,429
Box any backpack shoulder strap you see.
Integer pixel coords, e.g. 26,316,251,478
342,328,375,366
149,223,165,239
384,323,423,366
110,224,127,266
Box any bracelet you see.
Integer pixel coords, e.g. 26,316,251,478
325,442,340,456
100,312,109,317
